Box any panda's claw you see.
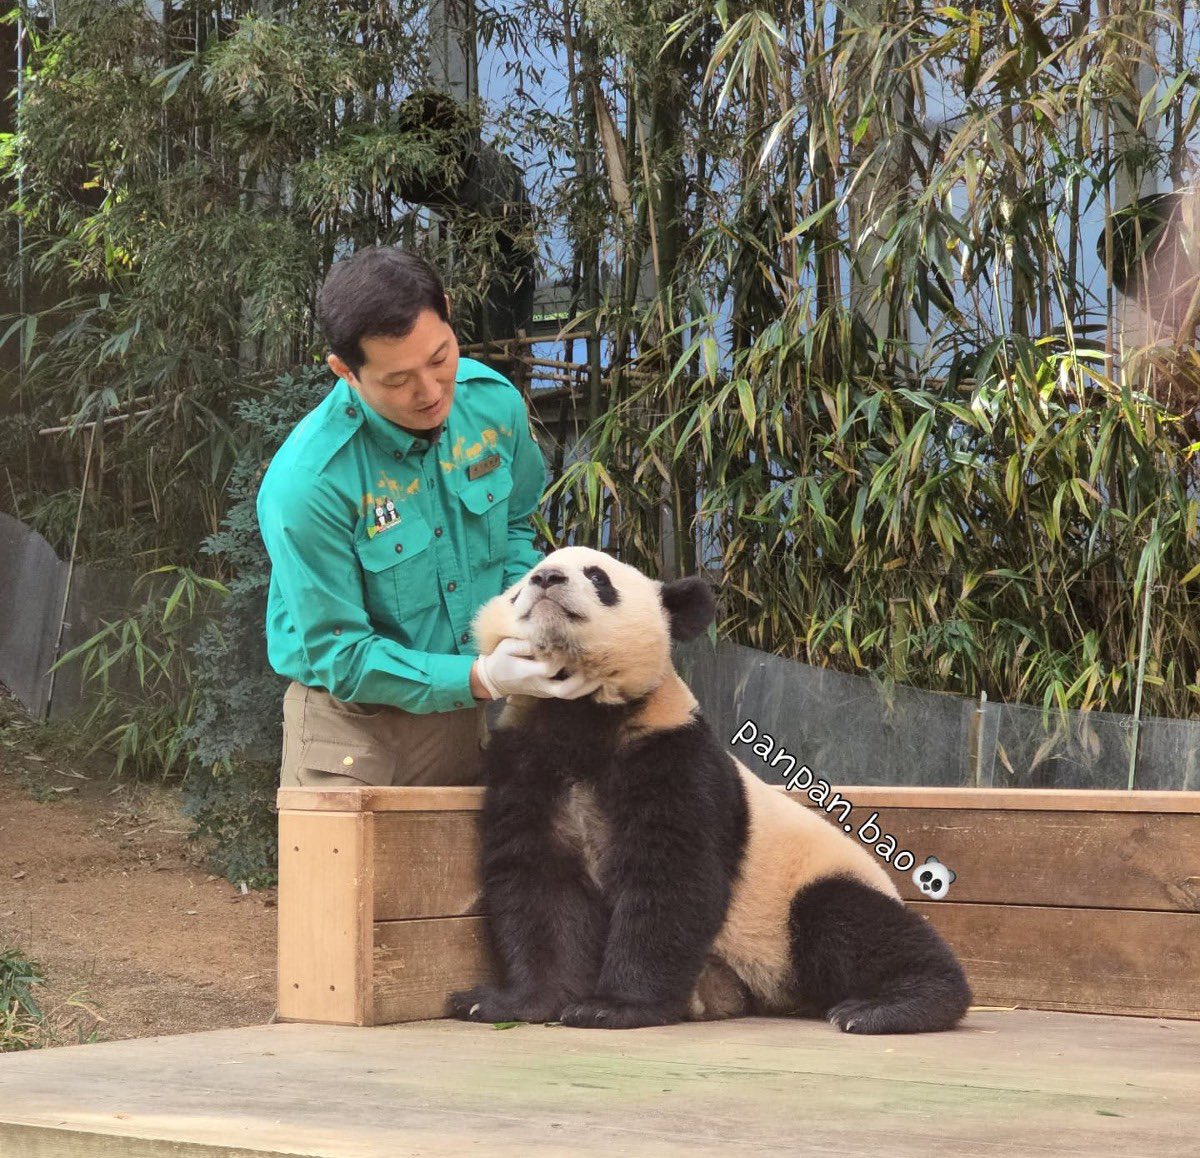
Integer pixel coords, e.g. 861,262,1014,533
559,1000,676,1029
446,985,563,1024
827,998,873,1033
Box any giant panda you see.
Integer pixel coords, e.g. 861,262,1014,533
447,546,972,1033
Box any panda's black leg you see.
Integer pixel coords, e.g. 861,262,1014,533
557,868,722,1029
446,843,607,1023
788,876,972,1034
447,742,607,1024
559,749,731,1030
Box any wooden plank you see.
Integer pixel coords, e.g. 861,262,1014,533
278,783,1200,814
0,1123,295,1158
277,785,487,812
362,807,1200,915
918,901,1200,1019
277,811,373,1025
372,916,495,1024
842,809,1200,911
789,786,1200,812
357,802,1200,915
373,811,484,921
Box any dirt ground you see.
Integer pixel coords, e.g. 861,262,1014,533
0,696,277,1047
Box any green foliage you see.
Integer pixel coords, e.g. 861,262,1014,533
0,949,45,1021
181,757,280,889
50,567,228,780
182,364,334,886
0,948,106,1051
545,0,1200,720
0,949,45,1052
0,0,519,567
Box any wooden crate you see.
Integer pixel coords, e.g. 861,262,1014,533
275,785,1200,1025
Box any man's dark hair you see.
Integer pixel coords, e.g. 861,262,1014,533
316,247,450,375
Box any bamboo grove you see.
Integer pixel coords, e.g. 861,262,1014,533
4,0,1200,725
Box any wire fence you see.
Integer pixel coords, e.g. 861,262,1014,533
0,513,142,720
675,637,1200,791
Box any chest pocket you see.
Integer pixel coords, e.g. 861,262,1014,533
354,516,438,625
458,465,513,565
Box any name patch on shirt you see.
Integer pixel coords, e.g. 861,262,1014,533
466,453,502,481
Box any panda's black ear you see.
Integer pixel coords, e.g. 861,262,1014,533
661,577,716,641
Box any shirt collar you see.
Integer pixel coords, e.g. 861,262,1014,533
340,379,444,461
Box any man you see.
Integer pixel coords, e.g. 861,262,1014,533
257,247,599,787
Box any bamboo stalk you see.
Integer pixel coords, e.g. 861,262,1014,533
39,410,156,437
459,331,596,354
51,397,155,425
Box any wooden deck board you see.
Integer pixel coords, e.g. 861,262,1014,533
1,1010,1198,1157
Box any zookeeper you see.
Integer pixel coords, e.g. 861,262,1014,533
256,247,600,788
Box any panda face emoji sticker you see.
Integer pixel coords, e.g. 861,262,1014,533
913,856,956,900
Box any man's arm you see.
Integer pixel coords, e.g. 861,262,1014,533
258,470,479,713
502,389,548,588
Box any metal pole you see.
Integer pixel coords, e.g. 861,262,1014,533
428,0,476,104
974,690,989,787
1127,515,1158,790
44,423,97,721
15,5,26,398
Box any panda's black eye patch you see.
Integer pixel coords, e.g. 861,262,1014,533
583,565,619,606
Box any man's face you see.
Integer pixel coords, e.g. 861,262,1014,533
328,306,459,432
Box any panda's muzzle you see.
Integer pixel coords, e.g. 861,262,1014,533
525,569,586,621
530,568,568,590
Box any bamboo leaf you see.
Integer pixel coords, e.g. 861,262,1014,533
736,379,756,432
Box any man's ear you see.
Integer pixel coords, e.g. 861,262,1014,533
660,577,716,642
327,352,355,383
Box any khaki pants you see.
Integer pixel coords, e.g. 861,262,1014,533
280,682,489,787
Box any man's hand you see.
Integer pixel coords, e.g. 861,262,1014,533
472,637,602,701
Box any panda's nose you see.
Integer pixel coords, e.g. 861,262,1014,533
531,568,567,589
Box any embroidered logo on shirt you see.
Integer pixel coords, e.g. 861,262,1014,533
466,453,502,481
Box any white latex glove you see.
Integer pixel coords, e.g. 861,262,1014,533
474,637,603,700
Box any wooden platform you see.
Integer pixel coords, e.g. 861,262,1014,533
1,1010,1199,1157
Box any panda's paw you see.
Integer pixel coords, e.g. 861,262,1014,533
445,985,561,1024
559,1000,676,1029
826,998,881,1034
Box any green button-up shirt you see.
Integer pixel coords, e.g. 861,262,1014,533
256,357,546,713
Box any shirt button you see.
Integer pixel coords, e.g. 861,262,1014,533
394,544,403,554
447,581,456,592
486,492,493,502
345,406,357,419
460,632,469,643
333,626,343,636
393,450,403,461
454,700,464,709
434,527,443,537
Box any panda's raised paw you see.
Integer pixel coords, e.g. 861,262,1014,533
445,985,562,1024
559,1000,676,1030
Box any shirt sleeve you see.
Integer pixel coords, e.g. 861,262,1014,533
503,388,548,588
257,470,476,714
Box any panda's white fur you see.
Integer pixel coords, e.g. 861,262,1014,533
474,546,676,706
455,546,971,1032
